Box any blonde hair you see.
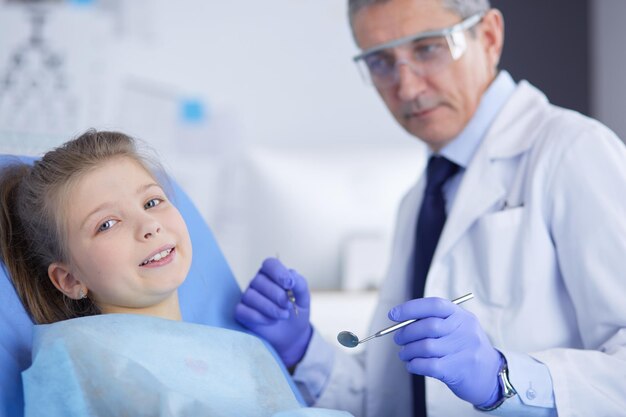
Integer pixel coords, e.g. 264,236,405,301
0,130,165,324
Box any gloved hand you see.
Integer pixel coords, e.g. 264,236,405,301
235,258,313,368
389,297,503,408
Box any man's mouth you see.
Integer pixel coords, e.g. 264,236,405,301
412,108,436,117
405,105,440,119
403,97,442,120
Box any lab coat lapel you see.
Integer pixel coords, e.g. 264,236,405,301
433,150,505,262
430,81,548,268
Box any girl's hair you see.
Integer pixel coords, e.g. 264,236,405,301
0,129,165,324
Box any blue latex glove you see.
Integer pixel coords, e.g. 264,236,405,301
235,258,313,368
389,297,503,408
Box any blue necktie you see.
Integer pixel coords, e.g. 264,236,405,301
412,155,460,417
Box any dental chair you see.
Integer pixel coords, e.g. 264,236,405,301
0,155,302,417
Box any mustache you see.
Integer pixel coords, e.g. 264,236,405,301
401,96,442,118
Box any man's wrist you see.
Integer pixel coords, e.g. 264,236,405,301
475,353,517,412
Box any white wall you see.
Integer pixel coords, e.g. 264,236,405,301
0,0,422,291
0,0,416,147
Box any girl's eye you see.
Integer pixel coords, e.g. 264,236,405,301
144,198,162,209
97,219,118,233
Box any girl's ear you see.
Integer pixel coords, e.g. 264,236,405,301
48,263,86,300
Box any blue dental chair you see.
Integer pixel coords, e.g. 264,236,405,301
0,155,302,417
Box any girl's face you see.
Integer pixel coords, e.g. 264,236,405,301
56,156,192,319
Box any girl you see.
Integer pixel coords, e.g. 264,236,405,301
0,130,349,417
0,130,192,324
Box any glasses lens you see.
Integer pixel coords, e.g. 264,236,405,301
354,14,479,87
358,35,454,87
411,36,451,64
363,52,396,81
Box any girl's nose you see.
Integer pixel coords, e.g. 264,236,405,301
140,216,162,240
143,226,161,240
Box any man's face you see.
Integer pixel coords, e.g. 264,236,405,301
352,0,502,151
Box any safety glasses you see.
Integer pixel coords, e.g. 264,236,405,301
353,12,484,87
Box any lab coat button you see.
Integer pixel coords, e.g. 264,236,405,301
526,388,537,400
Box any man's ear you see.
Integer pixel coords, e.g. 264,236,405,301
481,8,505,69
48,262,85,300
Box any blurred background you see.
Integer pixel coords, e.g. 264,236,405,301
1,0,624,350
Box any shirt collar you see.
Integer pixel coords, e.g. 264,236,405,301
435,70,516,169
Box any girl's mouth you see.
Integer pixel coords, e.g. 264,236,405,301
139,247,175,267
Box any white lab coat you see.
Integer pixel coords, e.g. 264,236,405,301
311,81,626,417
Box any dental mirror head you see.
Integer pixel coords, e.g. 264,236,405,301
337,331,359,348
336,292,474,348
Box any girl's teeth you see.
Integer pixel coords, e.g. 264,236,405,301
143,248,173,265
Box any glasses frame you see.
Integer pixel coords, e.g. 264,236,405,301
353,12,485,84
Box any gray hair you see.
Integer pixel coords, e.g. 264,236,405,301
348,0,491,27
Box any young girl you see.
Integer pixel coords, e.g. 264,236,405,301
0,130,349,417
0,130,192,324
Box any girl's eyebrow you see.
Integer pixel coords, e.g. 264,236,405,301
138,182,162,193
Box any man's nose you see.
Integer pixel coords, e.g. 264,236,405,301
396,61,428,102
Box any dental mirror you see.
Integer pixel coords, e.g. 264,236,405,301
337,292,474,348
